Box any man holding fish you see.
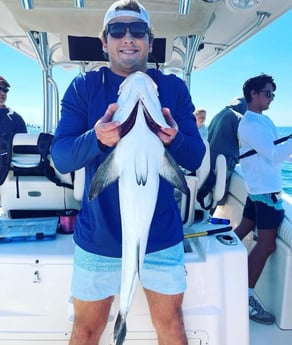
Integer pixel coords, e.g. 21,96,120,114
51,1,205,344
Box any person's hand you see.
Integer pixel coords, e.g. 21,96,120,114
157,108,178,145
94,103,120,147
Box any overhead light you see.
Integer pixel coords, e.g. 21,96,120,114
74,0,86,8
178,0,191,15
225,0,260,12
21,0,34,10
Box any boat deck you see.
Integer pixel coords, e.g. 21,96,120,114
250,318,292,345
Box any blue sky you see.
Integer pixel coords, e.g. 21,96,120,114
1,9,291,127
191,9,292,126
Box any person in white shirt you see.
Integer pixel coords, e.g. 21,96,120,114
235,73,292,325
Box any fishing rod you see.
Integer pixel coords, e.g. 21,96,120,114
239,134,292,159
184,226,232,238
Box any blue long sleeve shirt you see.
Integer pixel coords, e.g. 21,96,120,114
51,67,205,257
0,107,27,134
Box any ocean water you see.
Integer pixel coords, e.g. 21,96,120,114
278,126,292,196
27,125,292,196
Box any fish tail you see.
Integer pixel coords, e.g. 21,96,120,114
114,312,127,345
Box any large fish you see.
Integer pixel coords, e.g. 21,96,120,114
89,71,188,345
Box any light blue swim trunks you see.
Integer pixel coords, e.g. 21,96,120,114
71,242,186,301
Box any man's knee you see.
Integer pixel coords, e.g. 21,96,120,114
151,301,184,330
265,242,276,256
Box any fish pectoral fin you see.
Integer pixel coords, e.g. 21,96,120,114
114,312,127,345
160,150,189,195
88,150,120,201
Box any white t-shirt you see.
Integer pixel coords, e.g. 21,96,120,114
198,124,208,140
238,110,292,194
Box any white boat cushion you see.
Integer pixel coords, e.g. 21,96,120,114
278,194,292,250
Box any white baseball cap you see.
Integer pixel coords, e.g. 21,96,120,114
103,1,151,28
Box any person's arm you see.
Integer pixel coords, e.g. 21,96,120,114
159,75,206,172
51,73,112,174
240,117,292,164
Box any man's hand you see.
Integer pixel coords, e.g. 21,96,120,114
157,108,178,145
94,103,120,147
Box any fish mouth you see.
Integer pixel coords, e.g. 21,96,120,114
118,101,162,138
141,102,162,136
118,102,139,138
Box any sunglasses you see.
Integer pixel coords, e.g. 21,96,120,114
0,87,9,93
259,89,275,99
106,22,149,39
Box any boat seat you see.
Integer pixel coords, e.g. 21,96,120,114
67,140,228,229
1,134,226,226
179,139,227,228
0,133,81,218
73,167,85,201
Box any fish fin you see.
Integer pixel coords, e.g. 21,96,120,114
134,150,148,186
114,312,127,345
160,150,189,195
88,150,119,201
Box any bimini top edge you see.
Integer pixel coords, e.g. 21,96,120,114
0,0,292,73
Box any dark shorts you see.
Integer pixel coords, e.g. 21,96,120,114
243,194,285,229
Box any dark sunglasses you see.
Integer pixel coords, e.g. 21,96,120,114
106,22,149,39
259,89,275,99
0,87,9,93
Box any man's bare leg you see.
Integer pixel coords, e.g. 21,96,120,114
69,296,114,345
144,288,187,345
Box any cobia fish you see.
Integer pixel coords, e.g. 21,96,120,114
89,71,188,345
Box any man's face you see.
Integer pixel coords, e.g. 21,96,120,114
195,111,206,127
0,85,8,107
253,83,275,113
102,16,152,77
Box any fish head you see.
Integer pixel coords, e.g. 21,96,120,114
113,72,170,138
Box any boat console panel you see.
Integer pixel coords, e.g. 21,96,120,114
68,36,166,63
